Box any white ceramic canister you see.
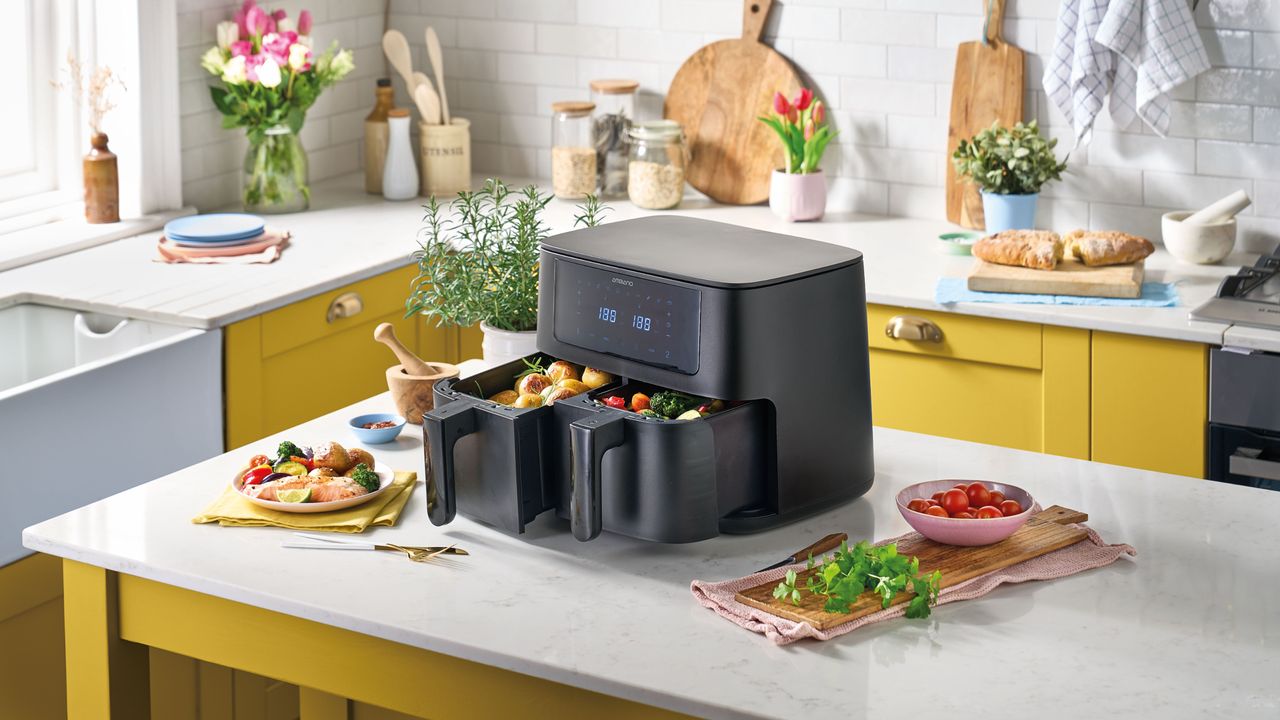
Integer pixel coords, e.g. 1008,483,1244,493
382,108,419,201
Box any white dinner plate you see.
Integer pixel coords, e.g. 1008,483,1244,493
231,463,394,514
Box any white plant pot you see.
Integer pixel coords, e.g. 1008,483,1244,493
768,169,827,222
480,322,538,365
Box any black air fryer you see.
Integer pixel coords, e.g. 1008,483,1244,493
423,216,874,542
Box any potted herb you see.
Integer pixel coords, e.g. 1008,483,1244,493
952,120,1068,233
405,179,607,364
758,88,836,222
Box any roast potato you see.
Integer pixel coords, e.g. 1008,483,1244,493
546,360,579,384
581,367,615,389
556,379,590,395
513,393,544,408
517,373,553,396
489,389,519,405
543,387,578,404
312,441,350,471
346,447,374,472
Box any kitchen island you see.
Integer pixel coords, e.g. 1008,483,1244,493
24,386,1280,719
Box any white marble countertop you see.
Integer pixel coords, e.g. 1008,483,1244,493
24,388,1280,718
0,172,1268,348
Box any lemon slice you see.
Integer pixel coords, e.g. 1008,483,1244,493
276,488,311,504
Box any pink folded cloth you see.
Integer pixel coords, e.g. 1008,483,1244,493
155,229,291,264
691,526,1135,645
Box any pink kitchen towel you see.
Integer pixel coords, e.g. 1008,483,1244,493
691,526,1135,645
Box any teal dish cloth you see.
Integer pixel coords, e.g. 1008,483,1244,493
935,277,1179,307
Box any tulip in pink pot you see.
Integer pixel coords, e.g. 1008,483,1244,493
769,169,827,222
760,87,835,222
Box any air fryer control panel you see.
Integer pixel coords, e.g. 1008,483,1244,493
550,257,702,374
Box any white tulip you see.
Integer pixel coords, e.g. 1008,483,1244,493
287,43,311,72
200,46,226,76
215,21,239,51
221,55,247,84
256,56,282,88
276,17,295,34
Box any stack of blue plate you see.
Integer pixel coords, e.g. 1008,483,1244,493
164,214,266,248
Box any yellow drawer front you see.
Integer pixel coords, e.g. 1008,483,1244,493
870,349,1044,451
868,304,1041,369
1092,332,1207,477
0,554,66,720
262,266,418,358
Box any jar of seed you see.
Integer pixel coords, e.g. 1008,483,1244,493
627,120,686,210
589,79,638,198
551,101,597,200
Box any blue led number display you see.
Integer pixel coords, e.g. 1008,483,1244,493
553,260,701,374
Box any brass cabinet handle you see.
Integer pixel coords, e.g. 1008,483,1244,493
885,315,943,343
326,292,364,323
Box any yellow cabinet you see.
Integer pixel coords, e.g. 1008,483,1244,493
867,304,1090,459
0,554,66,720
1091,331,1207,477
224,265,463,450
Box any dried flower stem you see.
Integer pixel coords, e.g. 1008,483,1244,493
55,52,126,135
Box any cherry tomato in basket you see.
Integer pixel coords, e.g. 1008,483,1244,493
242,466,274,486
966,483,992,508
999,500,1024,516
924,505,950,518
941,489,970,516
907,499,931,513
602,395,627,409
248,454,269,468
931,491,946,503
976,505,1003,519
988,490,1006,506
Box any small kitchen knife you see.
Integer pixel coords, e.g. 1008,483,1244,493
756,532,848,573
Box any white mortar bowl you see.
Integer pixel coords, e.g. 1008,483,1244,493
1161,210,1236,264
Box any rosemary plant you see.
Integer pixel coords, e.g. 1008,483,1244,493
405,179,606,332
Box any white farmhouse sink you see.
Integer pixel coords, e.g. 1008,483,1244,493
0,304,223,566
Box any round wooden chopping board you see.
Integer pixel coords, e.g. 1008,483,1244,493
663,0,802,206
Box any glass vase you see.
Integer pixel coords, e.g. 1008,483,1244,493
243,125,309,214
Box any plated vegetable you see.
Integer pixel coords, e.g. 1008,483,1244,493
238,440,380,503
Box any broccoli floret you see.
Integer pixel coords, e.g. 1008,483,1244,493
349,463,379,493
649,391,702,420
276,441,306,461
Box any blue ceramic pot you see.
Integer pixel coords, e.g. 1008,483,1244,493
981,191,1038,233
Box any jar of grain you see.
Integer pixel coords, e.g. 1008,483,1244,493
589,79,638,199
627,120,686,210
551,101,597,200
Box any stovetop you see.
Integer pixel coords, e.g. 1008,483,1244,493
1191,244,1280,330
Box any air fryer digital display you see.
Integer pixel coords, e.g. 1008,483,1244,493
552,259,701,373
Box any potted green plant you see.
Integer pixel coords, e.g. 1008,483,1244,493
952,120,1068,233
405,179,607,364
758,88,836,222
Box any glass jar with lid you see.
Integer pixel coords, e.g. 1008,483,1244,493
589,79,638,198
551,100,597,200
627,120,686,210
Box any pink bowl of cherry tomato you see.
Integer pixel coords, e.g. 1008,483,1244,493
896,480,1037,546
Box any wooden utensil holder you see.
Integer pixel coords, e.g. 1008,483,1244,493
418,118,471,198
386,362,460,424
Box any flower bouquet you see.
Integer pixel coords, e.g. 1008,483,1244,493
201,1,354,213
758,88,836,221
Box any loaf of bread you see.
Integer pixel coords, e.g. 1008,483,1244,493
972,230,1063,270
1062,230,1154,266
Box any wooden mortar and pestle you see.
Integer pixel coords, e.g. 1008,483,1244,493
374,323,459,424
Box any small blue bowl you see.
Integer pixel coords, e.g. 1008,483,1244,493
348,413,406,444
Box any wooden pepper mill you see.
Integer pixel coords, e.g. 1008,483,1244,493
83,133,119,224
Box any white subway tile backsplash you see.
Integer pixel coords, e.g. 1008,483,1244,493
497,53,576,84
1040,164,1143,205
1201,28,1253,67
1256,32,1280,68
1167,101,1252,141
790,41,886,77
829,110,887,146
1257,107,1280,144
841,145,941,185
575,58,662,92
420,0,496,19
1035,197,1091,231
499,114,552,147
765,4,841,41
1198,139,1280,180
577,0,660,30
1256,180,1280,218
466,111,501,142
457,19,536,52
1088,203,1167,240
661,0,740,35
536,24,618,57
497,0,575,23
1144,171,1253,211
887,46,955,83
840,78,935,115
616,29,705,62
842,10,936,47
885,114,948,152
1089,132,1196,174
442,47,500,80
458,80,538,114
888,183,946,219
1196,1,1280,33
1197,68,1280,106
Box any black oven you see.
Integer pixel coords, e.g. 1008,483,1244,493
1209,348,1280,491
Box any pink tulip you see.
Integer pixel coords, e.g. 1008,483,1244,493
297,10,313,35
792,88,813,112
272,9,286,21
772,91,790,116
244,5,271,37
262,31,297,64
229,40,253,58
233,0,257,37
804,117,815,140
812,101,825,125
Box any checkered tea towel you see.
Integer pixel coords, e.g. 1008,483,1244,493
1044,0,1115,145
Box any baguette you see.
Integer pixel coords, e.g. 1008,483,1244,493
972,230,1063,270
1062,229,1154,266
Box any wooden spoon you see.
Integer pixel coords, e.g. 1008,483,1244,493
381,30,417,96
424,26,450,124
374,322,434,377
414,83,441,125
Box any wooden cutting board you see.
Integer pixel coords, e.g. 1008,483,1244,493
737,506,1088,631
663,0,801,205
946,0,1025,229
968,257,1145,298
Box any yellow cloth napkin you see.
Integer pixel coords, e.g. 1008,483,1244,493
192,471,417,533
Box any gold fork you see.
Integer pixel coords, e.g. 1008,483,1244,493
384,543,458,563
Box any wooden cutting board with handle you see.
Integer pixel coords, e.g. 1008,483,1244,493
968,257,1145,299
664,0,801,205
737,505,1089,630
946,0,1025,229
